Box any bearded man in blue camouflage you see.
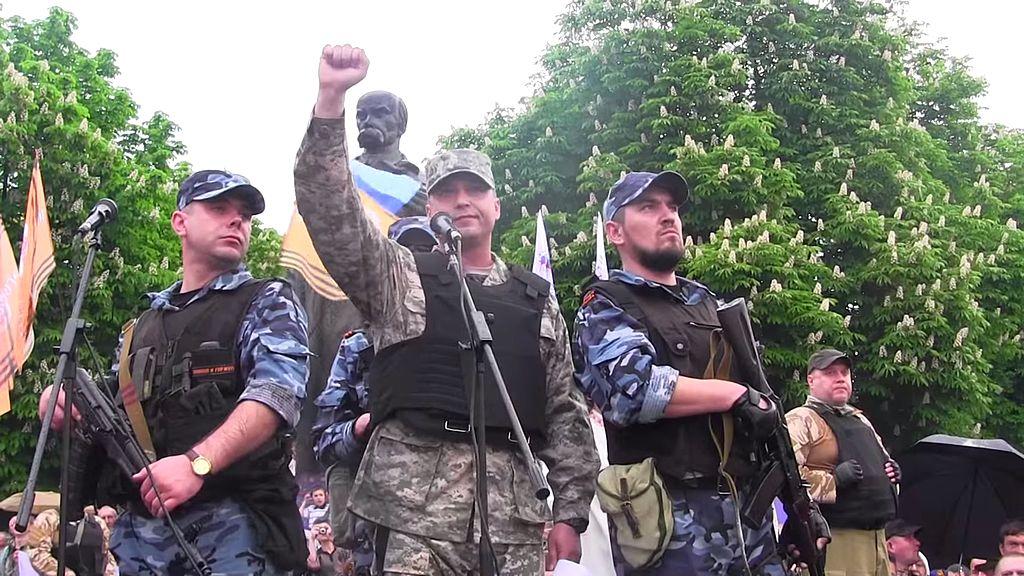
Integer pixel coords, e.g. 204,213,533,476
573,171,785,575
294,44,599,576
40,170,311,575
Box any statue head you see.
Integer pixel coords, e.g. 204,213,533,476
356,91,408,152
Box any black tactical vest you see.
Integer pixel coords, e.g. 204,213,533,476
811,405,897,529
105,278,306,569
369,251,549,445
585,278,757,481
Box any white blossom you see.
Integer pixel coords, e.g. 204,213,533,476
719,164,729,178
754,174,763,188
882,49,892,61
896,286,904,299
641,132,649,144
814,160,822,172
659,105,669,117
973,204,982,217
870,119,880,131
817,218,825,231
819,299,831,312
839,182,848,196
893,350,903,364
846,169,854,181
1007,218,1018,230
954,327,969,347
887,231,897,246
791,59,800,71
545,126,553,137
724,134,734,149
833,146,841,158
742,154,751,168
670,85,678,96
773,158,782,169
708,75,717,88
769,279,783,293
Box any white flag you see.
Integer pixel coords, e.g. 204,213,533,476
531,212,556,297
594,214,609,280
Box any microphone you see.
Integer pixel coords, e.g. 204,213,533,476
76,199,117,236
429,212,462,246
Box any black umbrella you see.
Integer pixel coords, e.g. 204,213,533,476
898,434,1024,567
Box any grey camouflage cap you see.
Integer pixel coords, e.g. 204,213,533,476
387,216,437,248
423,149,495,195
603,171,690,221
177,169,265,214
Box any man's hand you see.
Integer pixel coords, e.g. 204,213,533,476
314,44,369,118
38,384,81,430
545,522,582,570
354,413,372,440
885,458,901,484
731,386,778,440
132,455,204,517
307,551,320,571
834,459,863,488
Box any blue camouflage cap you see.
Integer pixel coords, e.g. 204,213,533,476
387,216,437,248
177,169,266,214
603,171,690,221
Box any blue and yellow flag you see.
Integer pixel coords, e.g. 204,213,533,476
280,161,422,300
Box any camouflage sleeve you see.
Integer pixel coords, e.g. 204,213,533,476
537,294,600,526
25,509,70,576
785,407,837,504
237,280,312,428
312,332,371,467
571,292,680,427
293,116,418,334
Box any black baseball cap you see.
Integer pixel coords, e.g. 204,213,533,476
885,519,923,540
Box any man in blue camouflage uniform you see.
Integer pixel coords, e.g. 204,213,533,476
311,216,436,576
295,45,599,576
42,170,311,575
573,171,785,576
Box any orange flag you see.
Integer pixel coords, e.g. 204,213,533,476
16,151,55,363
0,218,24,415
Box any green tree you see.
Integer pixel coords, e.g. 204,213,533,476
443,0,1024,450
0,7,280,492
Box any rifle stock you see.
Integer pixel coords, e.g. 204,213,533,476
70,368,212,576
716,298,829,576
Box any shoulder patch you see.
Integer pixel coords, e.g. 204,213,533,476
581,290,597,308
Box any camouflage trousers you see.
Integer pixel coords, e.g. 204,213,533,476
378,529,543,576
111,499,284,576
611,486,784,576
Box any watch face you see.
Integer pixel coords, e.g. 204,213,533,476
192,456,212,476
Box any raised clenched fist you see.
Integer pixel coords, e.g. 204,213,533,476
319,44,369,94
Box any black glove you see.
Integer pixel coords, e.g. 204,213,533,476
885,458,901,484
731,386,778,441
834,459,863,488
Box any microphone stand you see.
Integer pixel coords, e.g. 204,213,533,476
17,230,103,576
440,236,551,576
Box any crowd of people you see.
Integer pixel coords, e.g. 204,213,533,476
1,41,1019,576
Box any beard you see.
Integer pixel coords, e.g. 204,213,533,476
357,126,385,149
636,245,683,272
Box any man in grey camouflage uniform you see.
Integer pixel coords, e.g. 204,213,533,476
294,44,599,575
42,170,311,575
311,216,437,576
573,171,784,575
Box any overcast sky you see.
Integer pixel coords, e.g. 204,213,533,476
1,0,1021,232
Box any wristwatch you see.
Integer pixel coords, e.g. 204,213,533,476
185,448,213,477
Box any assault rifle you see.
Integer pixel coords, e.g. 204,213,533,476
717,299,830,576
66,368,212,576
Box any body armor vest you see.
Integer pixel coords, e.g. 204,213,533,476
100,278,306,569
369,251,549,445
586,278,756,481
811,405,897,529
